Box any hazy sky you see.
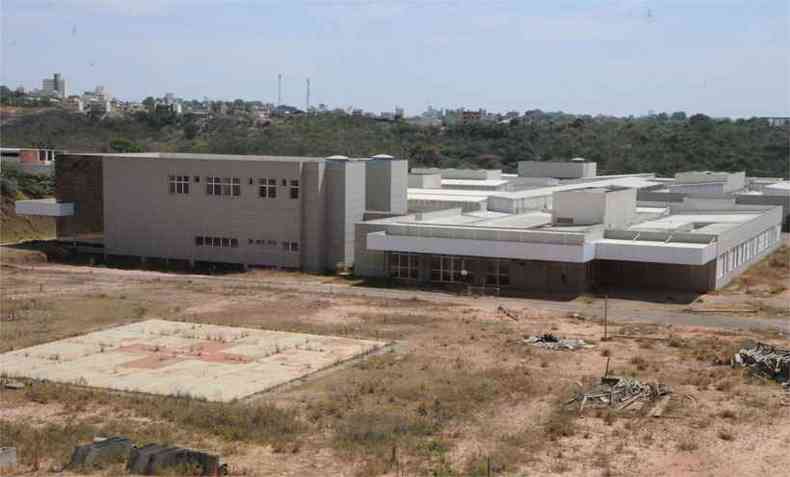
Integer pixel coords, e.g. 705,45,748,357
2,0,788,117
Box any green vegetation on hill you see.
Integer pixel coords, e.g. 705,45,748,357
0,163,55,243
2,109,788,177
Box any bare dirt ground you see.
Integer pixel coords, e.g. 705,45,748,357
0,244,788,476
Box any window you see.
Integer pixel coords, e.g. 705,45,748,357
259,178,277,198
486,260,510,286
290,179,300,199
430,256,465,283
281,241,299,252
391,253,418,279
169,175,190,194
207,176,221,195
195,236,239,248
555,217,574,225
207,177,240,196
282,179,287,186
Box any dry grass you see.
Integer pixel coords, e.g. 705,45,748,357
0,295,157,353
2,260,790,475
728,245,790,294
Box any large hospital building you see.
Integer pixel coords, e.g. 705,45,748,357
17,153,787,293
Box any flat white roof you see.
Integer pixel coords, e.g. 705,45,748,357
441,179,509,187
629,213,757,233
765,181,790,191
489,176,660,200
64,152,377,163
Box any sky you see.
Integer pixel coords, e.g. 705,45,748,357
1,0,788,117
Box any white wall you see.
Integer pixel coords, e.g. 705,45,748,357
518,161,596,179
408,173,442,189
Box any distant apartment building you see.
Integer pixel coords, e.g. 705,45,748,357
1,147,58,175
65,96,84,112
42,73,67,98
763,117,790,127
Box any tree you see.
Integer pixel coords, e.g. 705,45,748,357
142,97,156,111
110,138,144,153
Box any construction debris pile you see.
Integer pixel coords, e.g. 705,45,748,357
733,342,790,385
524,334,594,351
568,376,671,412
67,437,221,476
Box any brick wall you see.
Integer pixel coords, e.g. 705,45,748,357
55,154,103,239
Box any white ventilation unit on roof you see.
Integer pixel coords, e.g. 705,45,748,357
371,154,394,159
326,155,349,159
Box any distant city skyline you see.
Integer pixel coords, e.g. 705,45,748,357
1,0,788,117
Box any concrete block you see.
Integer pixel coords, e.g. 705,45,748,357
127,444,170,475
68,437,132,470
0,447,17,470
128,444,219,476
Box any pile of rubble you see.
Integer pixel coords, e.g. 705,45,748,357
67,437,221,476
733,342,790,384
524,334,594,351
568,376,671,412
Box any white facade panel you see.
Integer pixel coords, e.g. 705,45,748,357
15,199,74,217
367,231,595,262
594,239,716,265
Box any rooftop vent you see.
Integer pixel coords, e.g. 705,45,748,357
371,154,394,159
325,155,349,160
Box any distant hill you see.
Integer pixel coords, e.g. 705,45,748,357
0,163,55,243
2,109,788,178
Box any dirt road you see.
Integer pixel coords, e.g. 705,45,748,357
4,261,788,334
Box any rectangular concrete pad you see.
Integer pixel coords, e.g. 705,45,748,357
0,319,385,402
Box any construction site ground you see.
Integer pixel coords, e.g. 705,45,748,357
0,242,788,476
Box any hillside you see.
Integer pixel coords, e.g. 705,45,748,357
0,164,55,243
2,109,788,177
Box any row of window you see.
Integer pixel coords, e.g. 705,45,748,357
259,178,300,199
207,177,241,196
248,239,299,252
716,225,780,279
391,253,510,286
167,175,300,199
195,236,239,248
194,236,300,253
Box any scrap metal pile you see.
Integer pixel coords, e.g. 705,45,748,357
524,334,594,351
568,376,671,412
733,342,790,385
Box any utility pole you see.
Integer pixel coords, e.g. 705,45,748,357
305,77,311,112
277,73,282,106
603,295,609,341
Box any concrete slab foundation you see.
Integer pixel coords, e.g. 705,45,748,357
0,320,385,402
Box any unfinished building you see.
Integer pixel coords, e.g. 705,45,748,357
16,152,407,273
356,179,783,293
15,154,785,294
